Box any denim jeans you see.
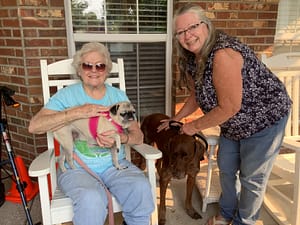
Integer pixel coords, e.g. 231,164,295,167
217,114,288,225
57,159,154,225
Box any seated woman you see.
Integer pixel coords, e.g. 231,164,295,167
28,42,154,225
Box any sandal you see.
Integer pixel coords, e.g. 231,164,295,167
206,215,231,225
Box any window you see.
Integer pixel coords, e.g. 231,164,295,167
64,0,172,121
275,0,300,50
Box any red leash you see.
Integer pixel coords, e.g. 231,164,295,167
73,153,115,225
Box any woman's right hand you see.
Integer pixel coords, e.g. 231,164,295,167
156,119,171,133
77,104,110,118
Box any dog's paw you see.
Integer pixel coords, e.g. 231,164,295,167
116,165,128,170
158,219,166,225
186,208,202,219
60,166,67,173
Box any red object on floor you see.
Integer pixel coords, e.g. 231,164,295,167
5,156,39,203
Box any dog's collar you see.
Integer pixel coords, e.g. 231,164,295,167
89,112,123,139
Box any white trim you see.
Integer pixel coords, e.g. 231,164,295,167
64,0,75,57
73,33,167,43
165,0,173,116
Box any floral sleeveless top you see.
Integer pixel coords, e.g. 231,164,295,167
188,31,292,140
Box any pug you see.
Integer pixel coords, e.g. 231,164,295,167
53,101,136,172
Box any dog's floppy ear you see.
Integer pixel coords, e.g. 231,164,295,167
110,104,120,115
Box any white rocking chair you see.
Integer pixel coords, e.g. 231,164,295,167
28,58,162,225
262,52,300,225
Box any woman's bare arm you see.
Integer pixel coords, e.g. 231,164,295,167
28,104,109,134
182,48,243,135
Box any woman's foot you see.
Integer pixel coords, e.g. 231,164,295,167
206,215,231,225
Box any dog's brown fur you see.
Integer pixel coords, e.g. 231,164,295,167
141,113,206,225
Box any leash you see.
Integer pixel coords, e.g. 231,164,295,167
168,120,208,151
73,153,115,225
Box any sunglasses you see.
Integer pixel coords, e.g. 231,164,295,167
81,62,106,72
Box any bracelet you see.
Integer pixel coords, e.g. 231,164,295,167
123,133,129,144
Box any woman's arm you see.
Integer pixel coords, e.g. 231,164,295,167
157,78,199,132
96,121,143,147
173,87,199,121
28,104,109,134
182,48,243,135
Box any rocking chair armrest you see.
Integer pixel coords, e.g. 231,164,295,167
130,143,162,160
29,149,53,177
283,136,300,152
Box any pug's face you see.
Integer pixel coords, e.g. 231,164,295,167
109,101,136,128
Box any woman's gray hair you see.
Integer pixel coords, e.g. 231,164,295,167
173,4,216,88
72,42,113,75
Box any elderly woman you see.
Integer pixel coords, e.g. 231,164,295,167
29,42,154,225
158,4,291,225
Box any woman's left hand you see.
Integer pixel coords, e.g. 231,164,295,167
181,121,199,136
96,130,116,148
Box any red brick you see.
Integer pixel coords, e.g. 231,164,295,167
258,12,277,19
22,18,49,27
52,19,66,27
39,29,66,37
23,29,38,37
0,29,12,37
6,39,22,46
0,9,9,17
20,0,47,6
238,12,258,19
9,9,18,17
3,18,20,27
25,48,39,57
257,28,276,36
0,48,15,55
50,0,64,7
1,0,17,6
236,29,257,36
12,29,21,37
24,39,51,47
19,8,35,17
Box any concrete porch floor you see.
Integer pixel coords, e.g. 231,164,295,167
0,175,278,225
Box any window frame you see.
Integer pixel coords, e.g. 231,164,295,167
64,0,173,116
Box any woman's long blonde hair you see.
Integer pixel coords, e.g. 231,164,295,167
173,4,217,88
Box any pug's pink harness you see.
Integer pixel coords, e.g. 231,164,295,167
89,111,123,139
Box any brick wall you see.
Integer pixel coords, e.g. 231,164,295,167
172,0,280,116
0,0,280,165
0,0,67,165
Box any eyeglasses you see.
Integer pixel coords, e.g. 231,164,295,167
175,22,204,39
81,62,106,72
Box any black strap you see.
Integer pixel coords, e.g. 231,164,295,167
169,120,208,151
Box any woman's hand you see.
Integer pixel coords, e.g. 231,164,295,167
157,119,171,132
78,104,110,118
181,121,199,136
96,130,116,148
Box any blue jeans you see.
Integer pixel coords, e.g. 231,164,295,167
217,114,288,225
57,159,154,225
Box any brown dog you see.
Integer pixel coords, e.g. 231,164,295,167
141,113,206,225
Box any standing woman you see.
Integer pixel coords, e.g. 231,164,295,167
159,4,292,225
